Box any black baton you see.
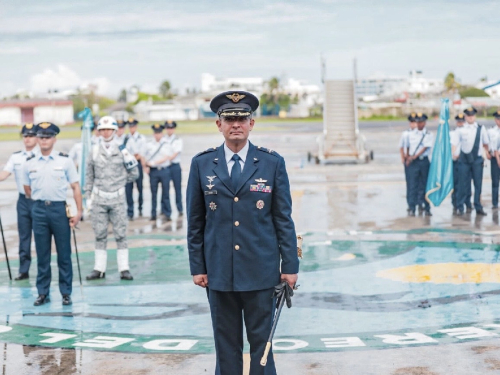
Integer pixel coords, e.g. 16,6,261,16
0,213,12,280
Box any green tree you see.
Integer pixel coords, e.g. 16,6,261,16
118,89,127,102
458,86,489,98
159,80,172,99
444,72,460,92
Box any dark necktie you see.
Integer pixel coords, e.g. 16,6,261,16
231,154,242,189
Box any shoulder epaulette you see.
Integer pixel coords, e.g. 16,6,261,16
59,152,69,157
256,146,280,157
13,150,22,154
26,154,36,161
194,147,218,158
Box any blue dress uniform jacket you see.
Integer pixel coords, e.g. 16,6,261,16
187,142,299,292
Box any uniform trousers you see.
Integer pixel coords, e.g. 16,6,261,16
126,162,143,217
168,163,183,214
149,167,171,217
404,164,410,208
491,157,500,207
408,157,430,211
32,201,72,296
457,157,484,212
91,200,128,250
17,193,33,274
208,288,276,375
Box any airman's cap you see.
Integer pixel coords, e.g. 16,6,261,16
35,122,60,137
455,113,465,121
415,113,428,122
151,123,164,133
210,91,259,118
164,120,177,129
408,113,417,122
117,119,126,128
464,107,478,116
21,123,36,136
127,117,139,126
493,110,500,119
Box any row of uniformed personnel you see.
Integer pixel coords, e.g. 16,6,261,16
400,107,500,217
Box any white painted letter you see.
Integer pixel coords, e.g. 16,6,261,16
73,336,135,349
375,333,437,345
143,339,197,351
40,333,77,343
0,325,12,334
438,327,498,340
272,339,309,351
321,337,366,348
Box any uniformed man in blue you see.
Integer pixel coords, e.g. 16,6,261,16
114,119,127,146
399,113,417,211
450,114,468,214
406,113,433,216
0,123,38,280
455,107,490,216
164,120,184,217
143,123,172,221
23,122,83,306
124,117,146,219
489,110,500,209
187,91,299,375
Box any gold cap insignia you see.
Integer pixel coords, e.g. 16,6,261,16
167,120,173,124
154,123,161,129
417,113,422,117
411,112,416,117
226,93,246,103
25,123,33,129
468,107,474,112
128,117,135,122
497,111,500,115
458,114,463,118
39,122,51,129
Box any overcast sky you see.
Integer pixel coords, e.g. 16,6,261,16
1,0,499,98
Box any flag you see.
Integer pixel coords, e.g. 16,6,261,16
77,108,94,209
425,98,453,206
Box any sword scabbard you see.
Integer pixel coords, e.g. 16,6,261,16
260,341,272,366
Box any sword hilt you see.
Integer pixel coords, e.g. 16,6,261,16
260,342,272,366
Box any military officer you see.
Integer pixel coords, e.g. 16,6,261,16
124,118,146,219
187,91,299,375
0,124,38,280
489,110,500,209
23,122,83,306
84,116,138,281
400,113,417,211
406,113,433,216
142,123,172,221
455,107,490,216
164,121,184,217
450,114,468,214
114,119,127,146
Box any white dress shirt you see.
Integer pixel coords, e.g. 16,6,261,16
224,141,249,176
456,122,489,156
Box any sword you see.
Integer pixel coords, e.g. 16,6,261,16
0,212,12,280
66,204,83,297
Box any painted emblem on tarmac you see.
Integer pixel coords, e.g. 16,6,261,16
256,200,264,209
2,232,500,355
226,93,246,103
209,202,217,211
206,176,216,190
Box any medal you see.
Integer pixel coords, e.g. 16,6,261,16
256,200,264,209
209,202,217,211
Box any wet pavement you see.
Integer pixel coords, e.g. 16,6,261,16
0,121,500,374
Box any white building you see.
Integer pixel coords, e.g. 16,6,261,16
201,73,264,94
0,99,74,126
134,97,200,122
481,80,500,99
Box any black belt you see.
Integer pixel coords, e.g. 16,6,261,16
34,200,65,206
150,166,167,171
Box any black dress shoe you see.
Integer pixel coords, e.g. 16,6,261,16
178,212,184,217
466,207,473,213
424,210,433,217
128,216,134,221
86,270,105,280
62,295,72,306
120,270,134,280
457,210,464,216
409,210,416,217
139,209,143,217
15,273,29,281
150,216,157,221
477,209,487,216
34,295,50,306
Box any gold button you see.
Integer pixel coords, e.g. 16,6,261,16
234,197,239,202
235,221,240,226
234,245,240,250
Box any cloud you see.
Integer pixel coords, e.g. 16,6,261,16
30,64,111,95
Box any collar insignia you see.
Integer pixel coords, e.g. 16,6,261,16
226,93,246,103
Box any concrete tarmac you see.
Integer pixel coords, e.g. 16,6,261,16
0,120,500,375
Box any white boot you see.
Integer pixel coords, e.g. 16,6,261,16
94,249,107,273
117,248,130,272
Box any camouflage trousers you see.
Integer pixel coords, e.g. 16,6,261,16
91,200,128,250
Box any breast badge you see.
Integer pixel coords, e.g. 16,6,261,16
256,200,265,209
250,178,272,193
206,176,216,190
209,202,217,211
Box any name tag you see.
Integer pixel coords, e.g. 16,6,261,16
205,190,217,195
250,184,272,193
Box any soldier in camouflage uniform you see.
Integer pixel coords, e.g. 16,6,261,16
84,116,139,281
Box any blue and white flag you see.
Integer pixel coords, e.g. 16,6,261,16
77,108,94,207
425,98,453,206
